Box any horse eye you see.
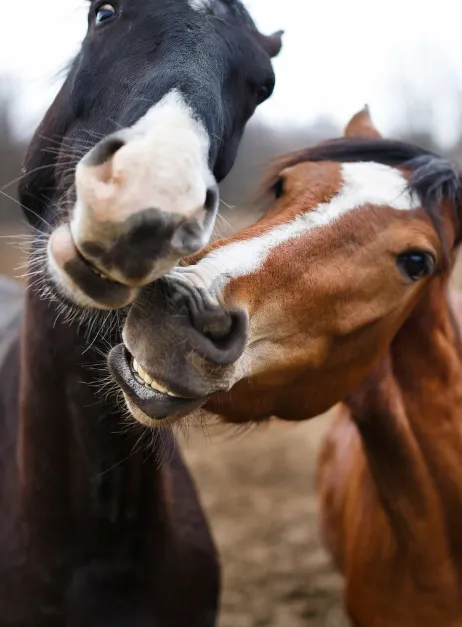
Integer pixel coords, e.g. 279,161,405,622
255,85,269,104
272,178,285,199
397,251,435,282
255,80,274,105
95,4,117,25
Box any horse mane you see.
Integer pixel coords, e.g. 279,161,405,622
263,137,462,251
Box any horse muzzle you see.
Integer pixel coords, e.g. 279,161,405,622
107,279,248,425
47,124,219,309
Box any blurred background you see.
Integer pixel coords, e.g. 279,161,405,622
1,1,462,625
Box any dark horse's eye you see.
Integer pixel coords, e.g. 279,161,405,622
255,80,274,105
95,4,117,25
397,251,435,282
255,85,269,104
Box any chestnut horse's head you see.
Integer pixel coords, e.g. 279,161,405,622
109,109,462,427
21,0,282,310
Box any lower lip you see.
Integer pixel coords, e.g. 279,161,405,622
107,344,207,422
48,225,138,309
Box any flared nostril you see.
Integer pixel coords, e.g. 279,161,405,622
204,185,219,212
171,220,205,255
189,306,248,366
84,135,126,168
195,308,233,340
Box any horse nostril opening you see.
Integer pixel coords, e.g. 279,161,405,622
190,307,248,365
202,313,233,342
85,135,126,167
171,220,204,255
204,186,219,212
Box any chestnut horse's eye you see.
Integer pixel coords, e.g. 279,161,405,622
95,4,117,25
397,251,435,282
272,178,285,199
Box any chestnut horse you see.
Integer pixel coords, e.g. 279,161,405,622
110,110,462,625
0,0,283,624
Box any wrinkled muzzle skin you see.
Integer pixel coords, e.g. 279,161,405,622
20,0,282,311
108,277,249,426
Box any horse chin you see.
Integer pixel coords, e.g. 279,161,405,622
108,343,209,426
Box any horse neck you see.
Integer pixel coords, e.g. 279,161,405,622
349,273,462,567
392,276,462,543
18,288,166,551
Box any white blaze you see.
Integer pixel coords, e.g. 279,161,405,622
172,162,419,294
188,0,213,11
71,88,215,239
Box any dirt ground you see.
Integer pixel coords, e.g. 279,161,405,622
181,417,349,627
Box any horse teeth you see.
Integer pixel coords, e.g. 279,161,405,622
130,358,186,398
150,378,170,395
137,365,153,386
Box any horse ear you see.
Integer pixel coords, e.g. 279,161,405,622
344,106,382,139
257,30,284,58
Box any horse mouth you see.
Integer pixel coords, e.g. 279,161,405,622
48,224,139,309
108,343,208,425
73,243,121,284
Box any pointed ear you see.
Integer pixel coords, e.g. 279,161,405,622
344,106,382,139
257,30,284,58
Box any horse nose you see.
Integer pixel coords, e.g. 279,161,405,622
171,185,219,255
84,134,127,170
186,298,248,367
69,132,219,286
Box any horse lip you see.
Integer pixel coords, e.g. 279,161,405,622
62,253,136,308
72,240,123,286
107,344,208,421
49,224,138,309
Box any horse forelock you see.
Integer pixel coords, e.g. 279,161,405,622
260,138,462,249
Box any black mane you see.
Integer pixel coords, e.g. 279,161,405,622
270,137,462,249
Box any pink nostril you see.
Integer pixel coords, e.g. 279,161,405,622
84,136,126,168
76,135,127,192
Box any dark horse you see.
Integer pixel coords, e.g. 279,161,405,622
24,0,282,311
0,0,282,624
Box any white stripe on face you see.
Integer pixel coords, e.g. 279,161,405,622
72,88,215,240
188,0,212,11
171,162,420,295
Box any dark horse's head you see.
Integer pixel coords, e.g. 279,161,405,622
21,0,282,310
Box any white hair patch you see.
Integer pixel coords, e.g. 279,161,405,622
188,0,213,11
172,162,419,294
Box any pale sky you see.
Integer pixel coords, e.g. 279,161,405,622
1,0,462,145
